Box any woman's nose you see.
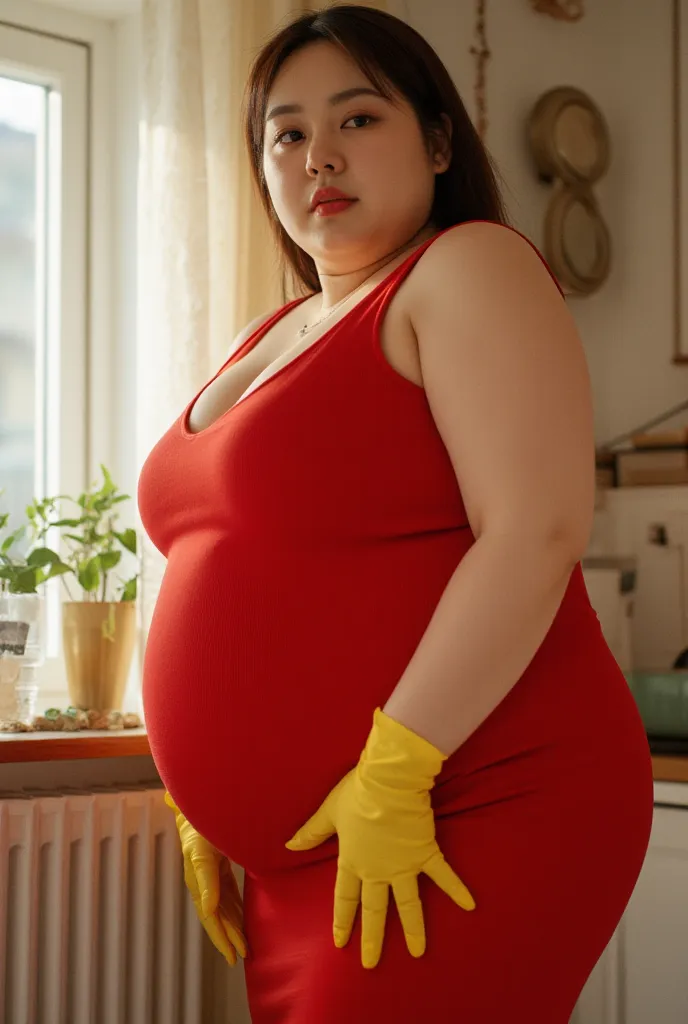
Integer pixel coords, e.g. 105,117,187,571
306,137,343,176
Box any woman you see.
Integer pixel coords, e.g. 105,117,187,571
137,5,654,1022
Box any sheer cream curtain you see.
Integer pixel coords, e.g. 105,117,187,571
136,0,386,653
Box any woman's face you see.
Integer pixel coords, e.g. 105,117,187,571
262,40,450,274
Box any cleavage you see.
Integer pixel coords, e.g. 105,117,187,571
186,299,323,431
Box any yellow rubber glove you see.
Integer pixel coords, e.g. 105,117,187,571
285,708,476,969
165,793,248,966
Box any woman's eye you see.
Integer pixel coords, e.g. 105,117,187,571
274,114,376,146
274,128,302,146
346,114,375,130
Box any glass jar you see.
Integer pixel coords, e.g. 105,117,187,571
0,591,46,723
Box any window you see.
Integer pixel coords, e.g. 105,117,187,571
0,76,50,542
0,22,88,695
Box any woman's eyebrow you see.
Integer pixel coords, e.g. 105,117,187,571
266,87,384,122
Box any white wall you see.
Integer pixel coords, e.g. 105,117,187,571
392,0,688,449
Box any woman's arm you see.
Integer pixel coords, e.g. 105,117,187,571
384,222,595,756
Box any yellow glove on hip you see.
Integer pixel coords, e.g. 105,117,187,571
285,708,476,969
165,793,248,966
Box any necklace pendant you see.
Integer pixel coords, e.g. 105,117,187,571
298,324,309,337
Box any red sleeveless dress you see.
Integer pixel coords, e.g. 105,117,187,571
138,223,654,1023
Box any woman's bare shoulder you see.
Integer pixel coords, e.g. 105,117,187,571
228,306,282,358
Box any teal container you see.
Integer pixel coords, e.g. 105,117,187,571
624,671,688,737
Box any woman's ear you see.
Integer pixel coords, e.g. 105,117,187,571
431,114,452,173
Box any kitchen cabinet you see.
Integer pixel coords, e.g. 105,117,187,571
571,782,688,1024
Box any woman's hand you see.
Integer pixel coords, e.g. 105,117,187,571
285,709,475,968
165,793,248,966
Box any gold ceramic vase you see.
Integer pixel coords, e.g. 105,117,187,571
62,601,136,710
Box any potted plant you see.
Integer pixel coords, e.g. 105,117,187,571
24,465,140,711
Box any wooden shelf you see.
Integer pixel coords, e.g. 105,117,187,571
0,727,150,763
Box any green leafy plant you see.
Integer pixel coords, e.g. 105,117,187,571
0,465,139,608
0,507,38,594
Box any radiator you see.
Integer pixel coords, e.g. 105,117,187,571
0,786,204,1024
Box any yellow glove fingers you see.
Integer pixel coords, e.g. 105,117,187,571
217,869,247,959
185,860,246,962
202,912,238,966
183,857,201,905
218,888,243,922
189,849,220,918
392,875,426,958
168,796,246,963
333,864,360,948
218,910,249,960
361,880,389,970
424,852,476,912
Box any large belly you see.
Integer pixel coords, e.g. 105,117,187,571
143,541,649,877
142,535,466,874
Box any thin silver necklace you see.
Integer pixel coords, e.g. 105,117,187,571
297,237,423,339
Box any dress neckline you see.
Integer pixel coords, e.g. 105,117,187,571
180,225,453,439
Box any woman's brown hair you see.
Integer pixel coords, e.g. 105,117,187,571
242,3,510,298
